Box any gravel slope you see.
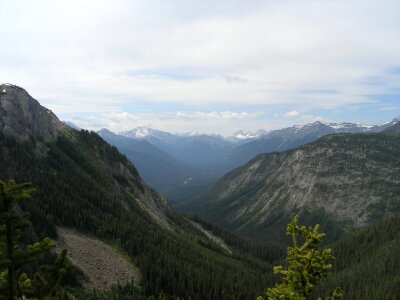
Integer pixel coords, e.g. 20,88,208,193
56,227,140,289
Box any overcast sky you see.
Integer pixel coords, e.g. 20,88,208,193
1,0,399,135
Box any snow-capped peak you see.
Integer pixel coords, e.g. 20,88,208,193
380,116,400,126
120,126,153,138
225,129,268,142
133,126,151,138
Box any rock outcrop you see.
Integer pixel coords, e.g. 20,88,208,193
0,83,68,142
187,133,400,240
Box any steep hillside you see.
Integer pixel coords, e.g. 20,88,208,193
0,84,277,299
185,133,400,242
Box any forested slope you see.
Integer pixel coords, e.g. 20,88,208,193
316,213,400,300
0,84,278,299
184,133,400,244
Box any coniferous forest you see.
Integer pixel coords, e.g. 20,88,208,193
1,125,400,299
0,129,276,299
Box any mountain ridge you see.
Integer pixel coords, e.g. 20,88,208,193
184,132,400,243
0,83,68,143
214,118,400,175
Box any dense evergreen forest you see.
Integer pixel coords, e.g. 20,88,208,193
191,212,400,300
1,126,399,299
316,212,400,300
0,129,279,299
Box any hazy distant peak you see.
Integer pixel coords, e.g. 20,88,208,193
208,133,226,140
255,129,268,136
97,128,116,135
63,121,81,130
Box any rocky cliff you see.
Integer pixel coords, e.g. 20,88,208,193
0,84,68,142
187,133,400,241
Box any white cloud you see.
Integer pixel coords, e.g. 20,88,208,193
68,110,267,134
284,111,300,118
284,110,323,122
0,0,399,133
174,111,265,120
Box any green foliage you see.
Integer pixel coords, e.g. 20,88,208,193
0,180,72,300
259,216,341,300
0,131,275,299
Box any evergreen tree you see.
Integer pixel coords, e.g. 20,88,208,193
0,180,71,300
259,216,342,300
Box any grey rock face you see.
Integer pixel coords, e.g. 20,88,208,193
189,133,400,237
0,84,67,142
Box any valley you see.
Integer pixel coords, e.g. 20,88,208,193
0,84,399,299
95,113,400,207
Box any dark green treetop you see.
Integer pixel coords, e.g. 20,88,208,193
259,216,342,300
0,180,71,300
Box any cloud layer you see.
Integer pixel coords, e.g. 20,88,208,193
0,0,399,134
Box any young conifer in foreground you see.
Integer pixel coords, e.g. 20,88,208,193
0,180,71,300
258,216,342,300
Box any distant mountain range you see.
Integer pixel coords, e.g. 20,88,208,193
97,128,215,201
119,127,236,167
90,117,400,204
119,126,267,143
213,119,400,175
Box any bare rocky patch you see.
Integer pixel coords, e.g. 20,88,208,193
56,227,140,290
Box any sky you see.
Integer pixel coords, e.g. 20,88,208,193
1,0,399,136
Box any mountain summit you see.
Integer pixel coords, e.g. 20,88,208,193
0,83,67,142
